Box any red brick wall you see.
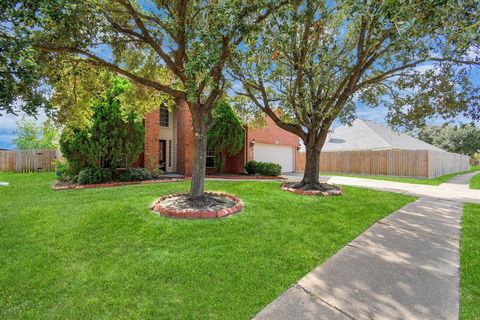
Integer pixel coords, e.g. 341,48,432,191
176,99,194,175
144,110,160,170
248,117,299,146
143,104,300,174
223,144,246,174
246,117,300,165
223,118,301,173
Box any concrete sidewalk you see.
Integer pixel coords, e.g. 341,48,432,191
255,172,479,320
255,198,463,320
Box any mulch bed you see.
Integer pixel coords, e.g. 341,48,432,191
52,178,184,190
281,182,343,196
151,192,243,219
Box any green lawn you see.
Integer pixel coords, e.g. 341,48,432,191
470,174,480,189
0,172,414,319
321,169,476,186
460,204,480,320
469,166,480,190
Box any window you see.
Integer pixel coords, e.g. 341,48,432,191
206,147,215,168
160,107,169,127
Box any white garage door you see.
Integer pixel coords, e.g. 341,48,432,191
254,143,294,173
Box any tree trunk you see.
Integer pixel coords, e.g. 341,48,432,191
301,145,321,186
189,111,208,200
296,129,329,189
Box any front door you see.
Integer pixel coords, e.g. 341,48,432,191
159,140,166,171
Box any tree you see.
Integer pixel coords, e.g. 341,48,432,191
416,125,480,157
232,0,480,190
207,99,244,173
14,118,57,150
2,0,283,199
60,77,145,173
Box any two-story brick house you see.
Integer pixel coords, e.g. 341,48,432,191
139,99,301,175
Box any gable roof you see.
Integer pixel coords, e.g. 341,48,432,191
323,119,444,152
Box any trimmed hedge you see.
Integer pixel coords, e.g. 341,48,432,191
119,168,153,181
244,160,282,176
77,168,113,185
119,168,163,181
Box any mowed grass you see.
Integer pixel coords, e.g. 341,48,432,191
470,166,480,190
0,172,414,319
321,169,476,186
460,204,480,320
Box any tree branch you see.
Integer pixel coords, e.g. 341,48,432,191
35,45,185,99
243,86,306,139
116,0,186,83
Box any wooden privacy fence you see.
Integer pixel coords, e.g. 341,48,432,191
0,149,59,172
298,149,470,178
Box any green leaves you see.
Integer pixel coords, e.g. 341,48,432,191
233,0,479,140
13,118,58,150
207,99,244,172
416,125,480,157
59,77,145,172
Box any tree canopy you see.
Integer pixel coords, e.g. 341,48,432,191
14,118,57,150
232,0,479,189
60,77,145,173
415,125,480,157
207,99,244,172
1,0,283,198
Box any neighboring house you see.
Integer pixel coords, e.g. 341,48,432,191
309,118,470,178
139,101,301,175
323,119,445,152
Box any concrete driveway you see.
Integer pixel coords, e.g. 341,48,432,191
255,171,479,320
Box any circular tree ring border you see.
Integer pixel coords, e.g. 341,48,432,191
280,183,343,196
151,192,243,219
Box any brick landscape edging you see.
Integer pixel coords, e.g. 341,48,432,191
280,183,343,196
52,178,184,190
151,192,243,219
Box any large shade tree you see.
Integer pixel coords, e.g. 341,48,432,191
1,0,283,199
416,125,480,157
232,0,480,190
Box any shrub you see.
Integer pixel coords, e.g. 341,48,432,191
244,160,282,176
471,153,480,166
119,168,152,181
59,77,145,174
207,99,244,173
77,167,113,185
245,160,260,175
149,168,164,179
54,160,75,182
258,162,282,176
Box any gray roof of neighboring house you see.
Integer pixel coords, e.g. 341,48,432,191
323,119,445,152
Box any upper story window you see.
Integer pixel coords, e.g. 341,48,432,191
160,107,169,127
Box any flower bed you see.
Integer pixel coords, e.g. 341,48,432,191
151,192,243,219
52,178,183,190
280,182,343,196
